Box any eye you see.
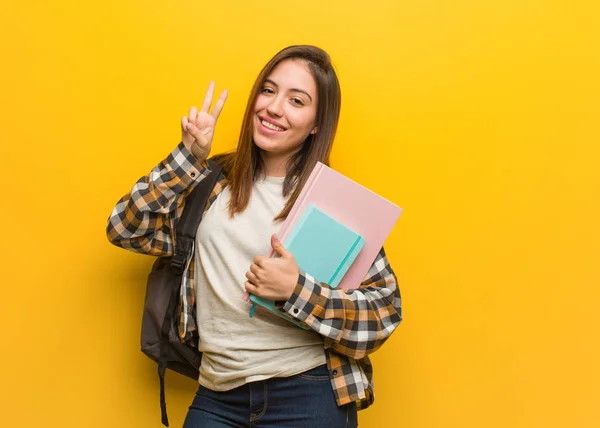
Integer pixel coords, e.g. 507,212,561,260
261,87,275,95
291,98,304,106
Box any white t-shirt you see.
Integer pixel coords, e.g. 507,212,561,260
194,175,326,391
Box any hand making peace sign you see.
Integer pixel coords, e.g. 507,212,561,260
181,82,228,161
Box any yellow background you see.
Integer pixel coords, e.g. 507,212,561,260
1,1,599,427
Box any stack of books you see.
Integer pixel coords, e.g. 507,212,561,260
249,162,403,327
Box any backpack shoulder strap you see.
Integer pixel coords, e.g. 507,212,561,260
158,158,223,427
171,158,223,273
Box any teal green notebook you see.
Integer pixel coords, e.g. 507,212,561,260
249,204,365,328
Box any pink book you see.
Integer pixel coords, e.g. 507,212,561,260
269,162,403,290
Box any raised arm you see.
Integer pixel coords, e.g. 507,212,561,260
106,143,211,255
106,82,227,255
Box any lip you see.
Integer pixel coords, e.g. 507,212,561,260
257,115,287,131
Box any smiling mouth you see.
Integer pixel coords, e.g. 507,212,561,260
260,118,286,132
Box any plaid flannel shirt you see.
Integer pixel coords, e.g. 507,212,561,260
106,142,403,409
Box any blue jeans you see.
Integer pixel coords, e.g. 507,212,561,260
183,364,358,427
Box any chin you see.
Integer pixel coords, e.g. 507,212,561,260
253,133,279,153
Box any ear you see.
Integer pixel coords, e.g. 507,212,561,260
310,126,318,135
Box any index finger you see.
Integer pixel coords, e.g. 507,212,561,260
200,81,215,113
211,89,228,122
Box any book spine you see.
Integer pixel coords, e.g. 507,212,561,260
248,294,309,329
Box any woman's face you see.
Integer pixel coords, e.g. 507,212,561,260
252,59,318,160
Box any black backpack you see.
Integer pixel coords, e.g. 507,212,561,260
140,158,223,427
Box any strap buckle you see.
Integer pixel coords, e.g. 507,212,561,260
171,253,187,275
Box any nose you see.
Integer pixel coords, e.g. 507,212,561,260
266,95,284,117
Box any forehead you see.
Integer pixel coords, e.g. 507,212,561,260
266,59,317,95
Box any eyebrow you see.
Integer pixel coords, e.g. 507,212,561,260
264,79,313,102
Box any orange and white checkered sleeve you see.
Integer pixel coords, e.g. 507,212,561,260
106,142,210,256
280,247,403,360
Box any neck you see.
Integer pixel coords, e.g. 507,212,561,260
260,151,291,177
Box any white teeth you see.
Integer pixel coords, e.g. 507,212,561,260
261,120,284,132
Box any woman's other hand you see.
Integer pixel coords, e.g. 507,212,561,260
181,82,228,161
244,235,300,302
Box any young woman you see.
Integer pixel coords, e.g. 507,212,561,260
107,45,402,428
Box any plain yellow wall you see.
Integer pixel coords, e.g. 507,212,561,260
1,1,599,427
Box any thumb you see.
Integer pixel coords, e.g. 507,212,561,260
271,234,291,258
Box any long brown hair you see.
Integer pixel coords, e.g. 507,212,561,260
216,45,341,221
